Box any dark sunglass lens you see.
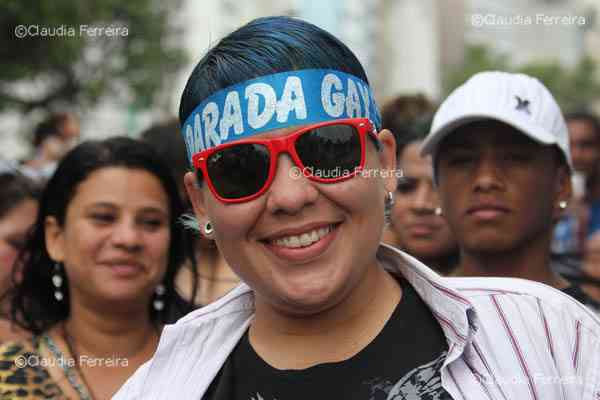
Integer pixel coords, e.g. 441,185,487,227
295,124,361,179
207,144,270,199
396,177,418,194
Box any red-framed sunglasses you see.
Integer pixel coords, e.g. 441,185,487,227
192,118,379,203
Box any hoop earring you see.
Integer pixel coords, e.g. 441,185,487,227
203,221,214,236
52,263,64,302
384,191,395,226
153,283,166,311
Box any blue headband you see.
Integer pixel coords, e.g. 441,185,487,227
181,69,381,160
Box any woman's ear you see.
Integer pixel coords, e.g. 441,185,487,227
184,172,209,222
377,129,398,193
45,216,65,262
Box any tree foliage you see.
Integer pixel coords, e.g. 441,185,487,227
0,0,187,113
445,45,600,112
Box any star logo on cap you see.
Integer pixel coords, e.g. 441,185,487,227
515,96,531,115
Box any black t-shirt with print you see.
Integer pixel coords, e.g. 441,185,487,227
202,278,452,400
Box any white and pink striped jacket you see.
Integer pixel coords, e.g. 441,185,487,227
113,245,600,399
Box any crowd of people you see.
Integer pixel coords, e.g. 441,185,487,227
379,88,600,313
0,15,599,400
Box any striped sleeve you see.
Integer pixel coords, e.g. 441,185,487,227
462,289,600,400
539,296,600,400
573,322,600,399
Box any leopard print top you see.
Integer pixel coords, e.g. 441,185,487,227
0,339,67,399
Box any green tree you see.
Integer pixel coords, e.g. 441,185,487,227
444,45,600,112
444,45,510,95
0,0,187,113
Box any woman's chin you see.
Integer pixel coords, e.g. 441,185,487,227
270,284,346,316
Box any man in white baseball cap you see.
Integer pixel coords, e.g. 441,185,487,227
422,71,598,309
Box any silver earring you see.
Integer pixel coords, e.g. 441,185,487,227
203,221,214,236
384,191,395,226
153,284,166,311
435,207,443,216
559,201,568,210
52,263,64,302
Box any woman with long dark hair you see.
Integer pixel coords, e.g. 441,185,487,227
0,137,194,399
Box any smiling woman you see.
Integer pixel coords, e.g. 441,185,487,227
0,137,194,399
115,17,600,400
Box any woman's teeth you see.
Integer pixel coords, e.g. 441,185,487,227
273,226,332,248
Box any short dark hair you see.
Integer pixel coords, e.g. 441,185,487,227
380,94,435,159
10,137,194,334
0,172,40,219
140,119,190,190
179,16,370,123
179,16,378,185
565,111,600,141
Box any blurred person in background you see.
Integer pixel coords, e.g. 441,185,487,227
139,120,189,200
422,71,600,311
573,113,600,236
0,137,194,399
140,120,238,305
0,171,39,342
552,111,600,261
568,111,600,192
581,231,600,310
21,112,80,182
381,95,458,274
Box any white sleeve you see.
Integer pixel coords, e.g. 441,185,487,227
112,360,152,400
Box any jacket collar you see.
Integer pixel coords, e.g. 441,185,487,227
143,245,479,398
377,244,479,349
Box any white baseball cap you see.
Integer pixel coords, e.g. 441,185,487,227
421,71,573,170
